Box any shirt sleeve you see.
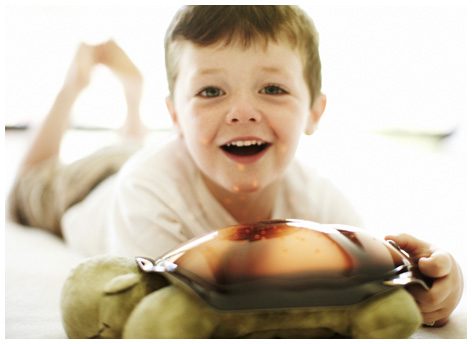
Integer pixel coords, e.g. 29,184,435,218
315,177,365,228
275,160,365,229
106,173,188,259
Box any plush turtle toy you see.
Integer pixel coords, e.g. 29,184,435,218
60,220,429,339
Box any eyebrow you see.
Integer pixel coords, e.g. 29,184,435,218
261,66,288,74
193,68,224,77
262,67,298,88
260,66,293,79
194,66,290,77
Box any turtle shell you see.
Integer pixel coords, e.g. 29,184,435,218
137,219,430,310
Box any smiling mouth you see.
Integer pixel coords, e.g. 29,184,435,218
221,140,271,156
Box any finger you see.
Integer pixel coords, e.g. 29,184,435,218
384,233,432,260
407,283,447,313
418,250,452,278
421,309,450,326
430,317,449,327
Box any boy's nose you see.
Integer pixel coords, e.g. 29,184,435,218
226,97,261,124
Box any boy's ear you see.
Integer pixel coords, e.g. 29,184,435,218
165,96,183,137
305,93,327,135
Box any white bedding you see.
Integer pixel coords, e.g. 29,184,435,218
4,220,467,339
4,129,468,339
5,222,85,338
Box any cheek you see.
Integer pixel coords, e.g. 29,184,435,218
178,105,215,143
180,108,222,166
272,106,308,150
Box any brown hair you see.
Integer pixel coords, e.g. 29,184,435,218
165,5,322,106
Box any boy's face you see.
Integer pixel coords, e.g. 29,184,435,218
167,40,325,197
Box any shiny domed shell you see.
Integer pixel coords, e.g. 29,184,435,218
137,219,430,310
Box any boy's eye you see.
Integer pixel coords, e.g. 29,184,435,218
198,87,225,98
260,85,287,95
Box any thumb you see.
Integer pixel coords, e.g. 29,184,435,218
418,250,452,278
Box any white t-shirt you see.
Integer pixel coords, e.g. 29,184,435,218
62,137,363,258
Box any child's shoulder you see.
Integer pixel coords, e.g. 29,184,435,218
284,158,323,185
118,137,195,183
284,158,349,202
282,158,364,227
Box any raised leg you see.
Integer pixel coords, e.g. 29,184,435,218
19,43,97,175
96,40,146,140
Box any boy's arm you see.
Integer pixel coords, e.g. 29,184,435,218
384,233,463,326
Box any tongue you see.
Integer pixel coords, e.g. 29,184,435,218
222,144,267,156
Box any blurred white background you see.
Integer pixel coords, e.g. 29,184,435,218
4,2,466,133
3,1,469,259
5,3,180,130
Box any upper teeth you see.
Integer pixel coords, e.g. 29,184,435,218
226,140,265,147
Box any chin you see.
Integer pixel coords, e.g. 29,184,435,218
231,185,261,194
227,176,275,195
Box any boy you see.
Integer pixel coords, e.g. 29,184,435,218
9,5,462,328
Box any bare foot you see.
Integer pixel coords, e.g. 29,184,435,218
97,40,146,140
96,40,143,88
119,117,148,141
62,43,98,95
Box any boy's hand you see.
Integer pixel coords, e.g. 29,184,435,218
384,233,463,327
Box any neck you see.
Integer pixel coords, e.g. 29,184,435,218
202,175,280,224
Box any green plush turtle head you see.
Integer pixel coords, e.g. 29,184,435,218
60,255,168,339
